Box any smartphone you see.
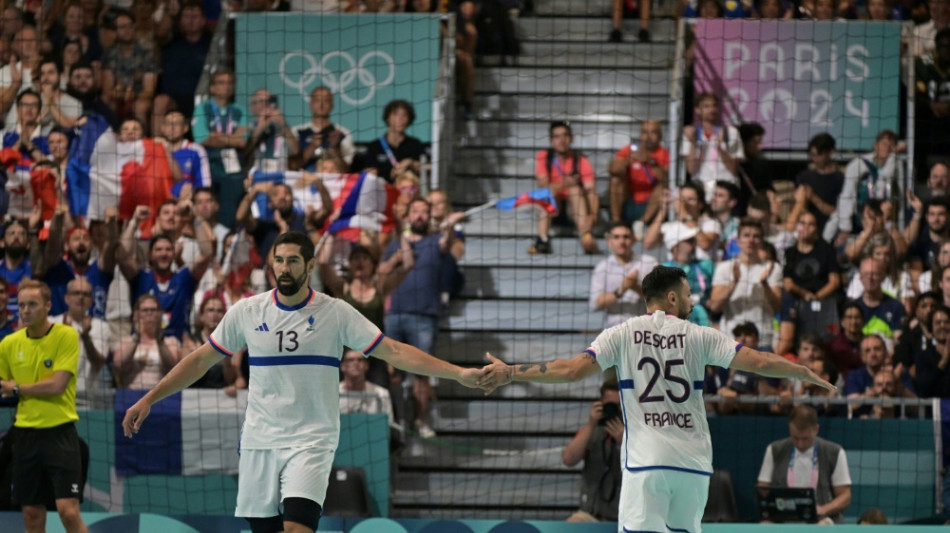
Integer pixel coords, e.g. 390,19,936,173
267,95,278,109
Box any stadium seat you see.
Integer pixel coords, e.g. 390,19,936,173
702,469,738,523
323,466,372,518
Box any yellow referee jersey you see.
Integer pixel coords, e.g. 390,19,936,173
0,323,80,428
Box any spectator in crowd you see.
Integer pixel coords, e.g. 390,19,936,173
827,302,866,381
0,25,42,117
895,290,940,377
183,295,239,389
590,221,659,328
661,225,713,326
718,322,768,415
46,2,91,59
361,99,425,183
736,122,777,217
192,187,231,259
709,218,783,351
162,109,211,198
101,10,158,127
644,182,719,262
918,161,949,204
340,348,395,427
152,1,210,133
844,334,888,398
192,68,248,228
710,180,740,258
853,257,907,342
17,56,82,133
393,171,422,229
776,211,842,355
237,180,306,262
66,60,118,128
607,119,669,225
917,239,950,293
758,405,852,523
786,133,844,241
798,357,843,417
35,206,118,319
117,205,215,340
50,277,111,399
383,198,460,438
563,379,622,522
914,0,950,58
0,220,31,324
113,293,183,389
428,188,466,302
682,92,744,202
745,191,796,263
530,121,599,255
292,86,355,172
846,232,913,315
0,279,90,533
845,200,908,265
609,0,652,43
0,277,13,339
913,304,950,397
44,126,70,184
858,508,889,524
832,131,902,245
2,89,50,219
246,88,298,173
319,236,415,386
916,28,950,170
856,365,912,419
904,192,950,278
454,0,478,121
0,6,23,43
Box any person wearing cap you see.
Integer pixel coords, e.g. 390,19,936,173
661,225,713,326
589,221,658,328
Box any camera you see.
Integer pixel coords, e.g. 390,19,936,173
267,95,278,109
598,402,621,425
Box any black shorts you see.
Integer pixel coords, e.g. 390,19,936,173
12,423,84,505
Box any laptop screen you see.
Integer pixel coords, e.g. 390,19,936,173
756,486,818,523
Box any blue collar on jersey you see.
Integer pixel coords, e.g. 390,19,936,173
272,288,314,311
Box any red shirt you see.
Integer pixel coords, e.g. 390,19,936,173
614,145,670,204
534,150,595,200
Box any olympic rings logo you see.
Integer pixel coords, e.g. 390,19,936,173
279,50,396,106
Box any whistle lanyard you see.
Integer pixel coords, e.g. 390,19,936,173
788,444,819,489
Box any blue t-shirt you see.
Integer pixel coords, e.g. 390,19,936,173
853,296,906,339
131,267,197,339
43,259,113,319
843,366,874,397
385,233,443,317
0,258,30,323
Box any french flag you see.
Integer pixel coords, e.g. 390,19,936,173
495,187,559,215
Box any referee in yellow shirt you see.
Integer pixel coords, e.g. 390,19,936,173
0,280,88,533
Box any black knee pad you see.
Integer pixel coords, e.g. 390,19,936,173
246,515,283,533
282,497,322,531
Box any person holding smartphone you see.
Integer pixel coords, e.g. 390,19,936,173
246,88,299,174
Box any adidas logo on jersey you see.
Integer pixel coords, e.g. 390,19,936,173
253,323,270,332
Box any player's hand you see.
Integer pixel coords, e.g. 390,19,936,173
588,400,603,424
604,417,624,442
457,366,487,390
476,352,513,395
801,366,837,393
122,399,152,438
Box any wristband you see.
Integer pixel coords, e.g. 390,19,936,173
12,384,19,396
614,287,624,299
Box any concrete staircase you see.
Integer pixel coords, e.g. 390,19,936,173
391,3,677,520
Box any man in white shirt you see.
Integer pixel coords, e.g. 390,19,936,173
339,348,394,427
589,222,658,328
914,0,950,59
0,24,40,117
681,92,744,202
7,56,82,133
291,86,355,172
49,278,112,403
758,404,852,523
478,265,835,533
122,231,486,533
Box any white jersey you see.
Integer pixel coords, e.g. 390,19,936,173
589,310,739,475
209,289,383,450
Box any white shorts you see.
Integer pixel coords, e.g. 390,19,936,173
618,468,711,533
234,447,334,518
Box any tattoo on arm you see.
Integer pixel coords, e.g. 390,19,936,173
583,353,597,365
517,363,548,374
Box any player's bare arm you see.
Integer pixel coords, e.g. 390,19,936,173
372,337,487,389
122,342,226,438
477,351,601,394
730,346,836,391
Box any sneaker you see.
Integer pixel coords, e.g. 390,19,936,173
528,237,552,254
608,29,623,43
638,29,651,43
416,420,436,439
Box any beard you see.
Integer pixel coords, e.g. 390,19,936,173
5,243,26,261
277,206,295,221
68,246,90,265
276,271,308,296
410,219,429,235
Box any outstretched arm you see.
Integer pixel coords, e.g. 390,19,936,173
730,346,836,391
478,352,602,394
371,337,484,388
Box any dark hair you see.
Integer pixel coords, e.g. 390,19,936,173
70,59,94,74
38,55,62,73
549,120,572,138
857,508,888,525
47,126,70,139
737,217,764,235
680,181,708,212
917,290,941,307
148,234,174,254
748,191,771,212
199,295,225,314
383,99,415,126
211,67,234,83
875,130,897,144
798,332,826,353
808,132,836,153
349,244,378,264
841,301,865,321
310,86,331,98
273,231,315,261
815,357,839,387
788,404,818,429
15,88,40,106
0,277,8,291
928,304,950,332
936,27,950,45
600,379,619,396
606,220,633,235
694,91,719,108
642,265,687,303
732,321,759,339
759,241,777,261
738,122,765,143
193,186,216,200
928,195,950,213
863,198,884,217
715,180,740,201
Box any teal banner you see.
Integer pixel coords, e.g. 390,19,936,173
234,14,440,143
694,20,901,150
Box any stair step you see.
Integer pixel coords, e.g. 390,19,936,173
472,93,668,122
515,17,676,42
448,174,610,204
399,435,573,470
517,41,674,68
447,299,608,332
432,399,593,432
455,147,622,178
434,331,598,366
457,118,659,150
392,472,580,507
461,265,593,299
475,67,670,96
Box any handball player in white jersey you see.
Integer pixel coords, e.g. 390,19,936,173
479,265,835,533
121,231,487,533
